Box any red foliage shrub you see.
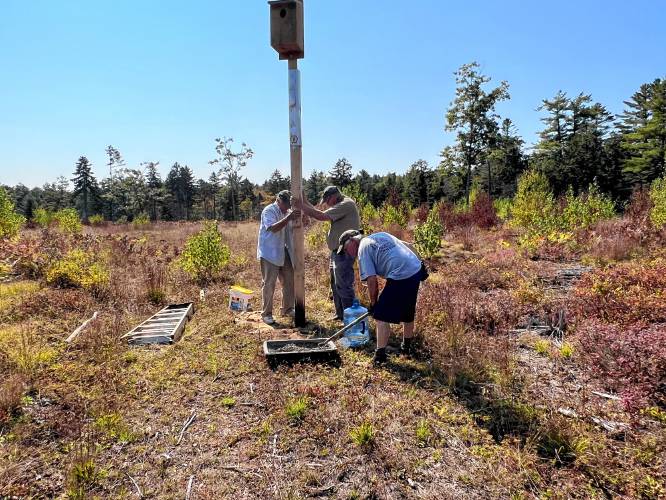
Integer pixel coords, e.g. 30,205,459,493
586,219,643,262
571,261,666,325
437,194,499,231
437,202,472,230
414,203,429,224
625,187,652,225
570,260,666,413
576,320,666,412
470,193,500,229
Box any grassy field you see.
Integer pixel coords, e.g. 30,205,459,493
1,217,665,499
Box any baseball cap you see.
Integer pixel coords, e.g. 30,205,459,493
336,229,362,255
277,190,292,206
320,185,340,204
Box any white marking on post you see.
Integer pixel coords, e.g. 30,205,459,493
289,69,302,147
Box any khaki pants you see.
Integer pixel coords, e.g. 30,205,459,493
260,253,295,317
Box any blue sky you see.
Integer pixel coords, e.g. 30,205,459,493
1,0,664,188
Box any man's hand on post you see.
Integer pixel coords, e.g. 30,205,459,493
288,209,301,220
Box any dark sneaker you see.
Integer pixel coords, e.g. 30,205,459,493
372,348,387,366
400,338,415,355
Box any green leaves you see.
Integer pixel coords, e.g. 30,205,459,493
0,187,25,240
414,205,443,259
177,221,230,284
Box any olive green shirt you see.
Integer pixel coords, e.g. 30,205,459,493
324,197,361,251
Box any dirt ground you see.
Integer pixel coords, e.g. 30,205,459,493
1,222,664,499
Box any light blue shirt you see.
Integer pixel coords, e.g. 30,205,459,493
358,232,422,281
257,202,294,266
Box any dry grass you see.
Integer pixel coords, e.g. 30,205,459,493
0,220,663,498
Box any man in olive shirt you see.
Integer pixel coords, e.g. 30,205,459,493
294,185,361,321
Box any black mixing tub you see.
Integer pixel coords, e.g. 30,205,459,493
263,338,339,368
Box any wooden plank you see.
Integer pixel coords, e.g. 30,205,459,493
289,59,305,327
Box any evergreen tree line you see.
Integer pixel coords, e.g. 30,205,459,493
3,63,665,222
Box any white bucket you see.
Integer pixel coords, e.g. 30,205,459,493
229,285,253,312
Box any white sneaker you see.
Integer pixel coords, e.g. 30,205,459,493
262,315,275,325
282,309,295,318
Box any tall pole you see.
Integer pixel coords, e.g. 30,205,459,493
288,58,306,326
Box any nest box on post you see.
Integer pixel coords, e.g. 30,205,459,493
269,0,304,60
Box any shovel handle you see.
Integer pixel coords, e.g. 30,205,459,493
319,312,370,346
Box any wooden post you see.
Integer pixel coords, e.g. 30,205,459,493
288,58,306,326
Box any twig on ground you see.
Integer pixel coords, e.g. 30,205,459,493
127,473,142,498
591,391,621,401
219,465,262,478
185,475,194,500
65,311,99,343
177,410,196,445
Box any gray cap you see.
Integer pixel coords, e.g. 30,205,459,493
320,185,340,204
336,229,362,255
277,190,292,206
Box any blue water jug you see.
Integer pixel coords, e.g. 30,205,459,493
341,299,369,348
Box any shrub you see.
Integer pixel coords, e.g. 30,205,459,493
305,221,330,250
572,261,666,325
46,249,110,294
88,214,105,226
414,203,430,224
575,320,666,412
177,221,230,284
511,170,556,233
53,208,82,234
360,203,380,234
0,187,25,240
437,200,472,230
470,192,500,229
380,202,409,229
34,207,53,228
562,185,615,230
414,206,443,259
494,198,513,221
132,212,150,228
649,175,666,229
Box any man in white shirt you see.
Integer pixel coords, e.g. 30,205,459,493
257,190,300,325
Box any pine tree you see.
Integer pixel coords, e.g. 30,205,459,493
486,119,526,197
404,160,433,207
72,156,99,222
445,62,510,206
304,170,327,204
264,169,291,194
145,162,163,220
621,78,666,185
328,158,353,187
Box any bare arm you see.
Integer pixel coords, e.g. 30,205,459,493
293,195,332,222
267,210,300,233
366,275,379,307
